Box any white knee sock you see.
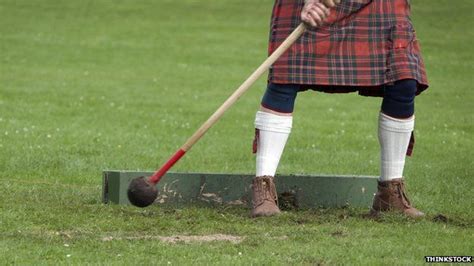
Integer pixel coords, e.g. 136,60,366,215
378,112,414,181
254,111,292,177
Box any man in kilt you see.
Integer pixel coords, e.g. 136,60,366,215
251,0,428,218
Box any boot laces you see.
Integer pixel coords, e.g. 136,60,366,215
396,181,411,208
253,177,278,207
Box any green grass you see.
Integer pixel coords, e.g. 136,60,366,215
1,0,473,264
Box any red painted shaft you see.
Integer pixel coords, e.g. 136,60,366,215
149,149,186,184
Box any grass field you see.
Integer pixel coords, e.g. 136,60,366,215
1,0,473,264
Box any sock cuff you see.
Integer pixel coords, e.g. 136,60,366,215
379,112,414,133
255,111,292,133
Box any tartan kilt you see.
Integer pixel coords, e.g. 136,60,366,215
268,0,429,97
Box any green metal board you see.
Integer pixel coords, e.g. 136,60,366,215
102,171,378,208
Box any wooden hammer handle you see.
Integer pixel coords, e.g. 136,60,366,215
149,24,307,183
181,23,306,151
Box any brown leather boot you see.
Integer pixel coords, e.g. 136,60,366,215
251,176,281,217
370,178,424,218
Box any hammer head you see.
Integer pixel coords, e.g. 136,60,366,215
127,176,158,207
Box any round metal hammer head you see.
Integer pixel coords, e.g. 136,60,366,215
127,176,158,207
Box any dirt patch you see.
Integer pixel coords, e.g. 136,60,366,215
278,190,299,210
433,214,448,223
159,234,243,244
102,234,244,244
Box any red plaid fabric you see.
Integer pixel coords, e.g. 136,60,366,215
268,0,429,96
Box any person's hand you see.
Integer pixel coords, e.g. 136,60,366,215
301,0,331,28
301,0,341,28
321,0,341,8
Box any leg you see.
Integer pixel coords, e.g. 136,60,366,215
371,79,424,218
251,83,299,217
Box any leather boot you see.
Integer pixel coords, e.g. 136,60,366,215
251,176,280,217
370,178,424,218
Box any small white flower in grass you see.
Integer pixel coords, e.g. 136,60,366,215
64,244,69,247
238,252,242,256
117,254,122,257
167,262,171,265
66,254,71,258
47,134,52,138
